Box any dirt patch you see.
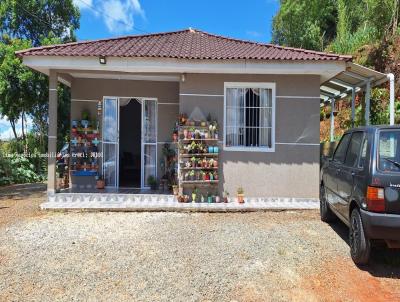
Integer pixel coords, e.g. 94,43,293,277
0,183,48,227
296,257,400,302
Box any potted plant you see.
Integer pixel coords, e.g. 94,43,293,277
178,195,185,203
237,187,245,203
213,159,218,168
172,131,178,142
223,191,230,203
96,174,105,189
213,171,218,180
195,129,201,139
189,170,195,181
183,195,190,203
191,156,197,167
172,185,179,196
207,191,213,203
201,194,205,203
215,195,220,203
147,175,158,190
192,187,198,203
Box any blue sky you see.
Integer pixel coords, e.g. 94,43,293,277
0,0,279,140
74,0,279,42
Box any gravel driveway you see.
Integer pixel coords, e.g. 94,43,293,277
0,185,400,301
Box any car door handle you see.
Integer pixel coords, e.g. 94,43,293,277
351,171,355,176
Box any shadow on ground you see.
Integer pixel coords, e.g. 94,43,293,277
328,219,400,278
0,183,46,200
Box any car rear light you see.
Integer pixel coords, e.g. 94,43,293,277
366,186,385,213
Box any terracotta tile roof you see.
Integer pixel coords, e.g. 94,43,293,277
16,28,352,61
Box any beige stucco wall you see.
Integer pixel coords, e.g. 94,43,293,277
69,74,320,198
70,78,179,188
180,73,320,198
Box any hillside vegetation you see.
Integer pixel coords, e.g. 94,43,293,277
273,0,400,141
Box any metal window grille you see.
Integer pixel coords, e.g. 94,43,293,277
225,87,273,148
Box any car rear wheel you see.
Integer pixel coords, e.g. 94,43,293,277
349,208,371,265
320,184,336,222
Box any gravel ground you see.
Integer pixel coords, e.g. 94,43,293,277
0,185,400,301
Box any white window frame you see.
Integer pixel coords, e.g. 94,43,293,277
223,82,276,152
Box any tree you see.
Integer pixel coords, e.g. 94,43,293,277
0,38,34,140
272,0,337,51
0,0,80,46
0,0,79,148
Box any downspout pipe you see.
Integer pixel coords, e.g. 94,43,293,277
388,73,395,125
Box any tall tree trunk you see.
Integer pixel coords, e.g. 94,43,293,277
21,110,26,141
9,119,18,140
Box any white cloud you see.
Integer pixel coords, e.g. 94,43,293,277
74,0,145,33
73,0,93,10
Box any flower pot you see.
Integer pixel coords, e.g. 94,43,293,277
192,194,197,203
183,129,188,137
213,160,218,168
201,121,206,127
215,196,220,203
172,186,179,196
237,194,245,204
172,133,178,142
223,197,229,203
204,132,209,139
208,146,213,153
207,196,213,203
96,179,105,189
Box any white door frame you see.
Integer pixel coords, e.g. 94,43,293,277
141,98,158,189
102,96,119,188
102,96,158,189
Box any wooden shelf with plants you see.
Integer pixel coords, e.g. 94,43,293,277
70,109,101,179
176,113,222,203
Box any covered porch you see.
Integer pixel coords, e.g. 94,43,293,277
46,70,180,196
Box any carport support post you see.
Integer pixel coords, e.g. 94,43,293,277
48,70,58,194
351,87,356,127
365,80,371,125
388,73,395,125
330,98,335,142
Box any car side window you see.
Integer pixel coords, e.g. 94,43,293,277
333,133,351,163
358,136,368,168
344,132,364,167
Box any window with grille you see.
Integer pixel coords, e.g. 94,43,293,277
224,83,275,151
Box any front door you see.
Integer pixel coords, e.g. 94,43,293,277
102,97,157,189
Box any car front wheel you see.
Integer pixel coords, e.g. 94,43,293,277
349,208,371,265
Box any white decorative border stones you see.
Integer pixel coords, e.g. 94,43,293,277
43,193,319,211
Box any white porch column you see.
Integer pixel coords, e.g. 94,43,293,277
365,80,371,125
388,73,395,125
48,70,58,194
330,98,335,142
351,87,356,127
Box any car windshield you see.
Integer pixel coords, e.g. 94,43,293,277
378,130,400,172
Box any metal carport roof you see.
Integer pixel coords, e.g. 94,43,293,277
320,62,395,141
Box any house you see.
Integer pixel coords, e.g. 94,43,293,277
16,28,393,205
